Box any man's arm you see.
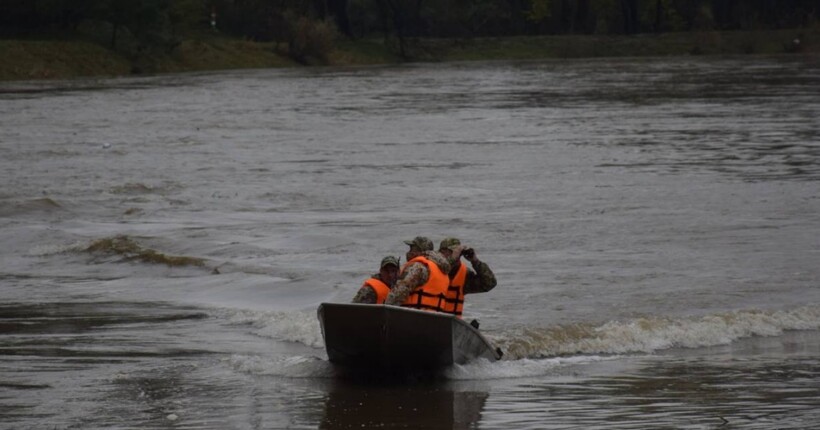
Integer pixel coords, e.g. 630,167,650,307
351,285,378,304
463,257,497,294
385,263,429,305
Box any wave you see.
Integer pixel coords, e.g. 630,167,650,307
83,235,206,268
445,355,620,380
217,306,820,356
227,354,335,378
25,240,88,256
227,353,613,381
220,305,820,380
220,308,325,348
108,182,180,196
491,305,820,359
220,305,820,364
0,197,63,217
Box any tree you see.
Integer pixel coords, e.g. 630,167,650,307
619,0,638,34
371,0,426,57
167,0,209,33
327,0,352,37
90,0,175,51
527,0,552,23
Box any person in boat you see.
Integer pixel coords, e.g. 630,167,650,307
351,255,400,304
438,237,498,318
385,236,452,311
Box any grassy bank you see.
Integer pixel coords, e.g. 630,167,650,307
1,28,816,82
0,36,300,81
433,28,816,61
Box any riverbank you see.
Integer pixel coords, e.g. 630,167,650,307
1,28,816,81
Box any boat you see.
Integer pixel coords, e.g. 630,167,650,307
317,302,502,371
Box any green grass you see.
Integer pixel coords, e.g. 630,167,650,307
0,35,297,80
158,37,298,72
331,38,401,65
0,39,131,80
1,28,816,81
431,28,816,62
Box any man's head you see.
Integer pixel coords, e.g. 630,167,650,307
379,255,400,286
438,237,461,259
403,236,433,261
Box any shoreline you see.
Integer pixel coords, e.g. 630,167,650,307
1,28,817,82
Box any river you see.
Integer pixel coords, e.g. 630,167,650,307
1,55,819,429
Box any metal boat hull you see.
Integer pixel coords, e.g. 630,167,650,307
318,303,501,370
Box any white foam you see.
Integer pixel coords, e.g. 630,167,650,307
227,354,335,378
494,305,820,359
215,305,820,380
444,355,618,380
220,308,325,348
25,241,87,256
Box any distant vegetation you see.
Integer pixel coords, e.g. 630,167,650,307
1,1,817,80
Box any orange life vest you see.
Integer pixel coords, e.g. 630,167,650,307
444,263,467,317
400,256,451,313
362,277,391,304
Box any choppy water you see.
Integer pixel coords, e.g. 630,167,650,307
2,55,819,429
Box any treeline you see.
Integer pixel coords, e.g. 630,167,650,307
2,1,817,59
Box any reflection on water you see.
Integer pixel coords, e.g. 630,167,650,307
0,302,210,358
320,379,487,430
0,301,234,428
5,300,818,429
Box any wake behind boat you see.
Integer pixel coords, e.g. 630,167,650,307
318,303,502,371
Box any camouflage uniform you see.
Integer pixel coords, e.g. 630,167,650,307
385,250,451,306
352,256,401,304
451,258,497,294
440,237,497,294
351,273,386,304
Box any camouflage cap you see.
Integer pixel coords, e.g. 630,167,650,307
403,236,433,251
380,255,400,268
439,237,461,251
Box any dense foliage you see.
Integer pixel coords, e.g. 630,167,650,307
1,0,816,58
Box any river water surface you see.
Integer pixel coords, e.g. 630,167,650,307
2,55,820,429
